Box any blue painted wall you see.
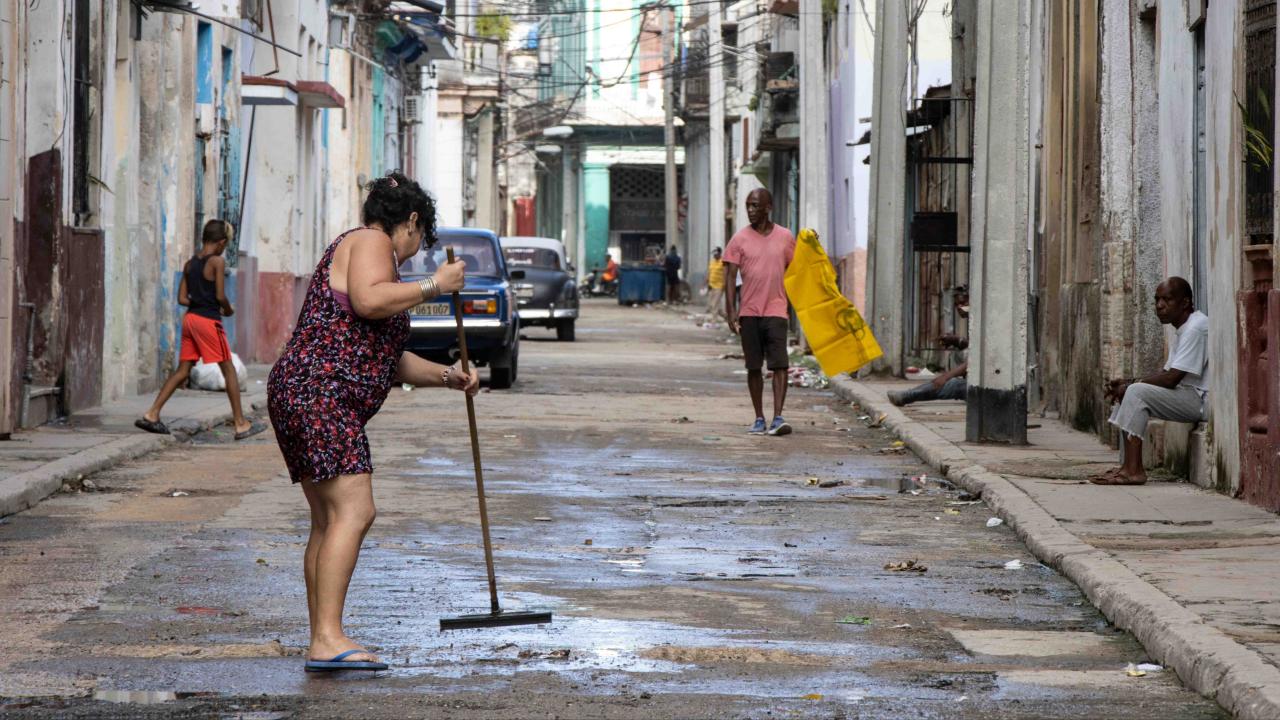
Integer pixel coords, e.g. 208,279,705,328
196,22,214,104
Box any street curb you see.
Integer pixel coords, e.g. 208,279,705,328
829,375,1280,720
0,394,266,520
0,434,175,518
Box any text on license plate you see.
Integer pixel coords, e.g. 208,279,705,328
411,302,451,316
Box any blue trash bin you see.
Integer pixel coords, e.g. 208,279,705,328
618,265,666,304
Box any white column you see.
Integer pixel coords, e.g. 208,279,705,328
708,7,726,258
562,144,580,276
866,0,909,374
799,0,828,244
965,0,1034,443
415,66,439,195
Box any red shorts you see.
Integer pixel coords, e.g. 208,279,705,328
180,313,231,364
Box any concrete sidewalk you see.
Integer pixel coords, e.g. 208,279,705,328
0,366,270,518
831,376,1280,719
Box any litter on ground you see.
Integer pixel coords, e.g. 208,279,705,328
884,559,927,573
836,615,872,625
986,517,1004,528
1004,559,1024,570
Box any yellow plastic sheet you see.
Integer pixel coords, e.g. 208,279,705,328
783,228,882,376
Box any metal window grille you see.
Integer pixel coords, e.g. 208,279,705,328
1244,0,1275,246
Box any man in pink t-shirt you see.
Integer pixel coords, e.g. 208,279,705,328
724,188,797,436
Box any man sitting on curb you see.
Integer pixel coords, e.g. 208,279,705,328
887,286,969,407
1091,276,1208,486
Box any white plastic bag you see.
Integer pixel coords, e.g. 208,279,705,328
190,353,248,391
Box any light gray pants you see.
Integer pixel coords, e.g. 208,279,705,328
1108,383,1205,439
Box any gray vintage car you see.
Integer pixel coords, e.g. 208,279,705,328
500,236,580,341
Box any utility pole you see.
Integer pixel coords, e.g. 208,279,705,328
663,6,680,263
799,0,827,246
707,1,725,276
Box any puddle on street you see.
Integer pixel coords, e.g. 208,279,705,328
93,689,219,704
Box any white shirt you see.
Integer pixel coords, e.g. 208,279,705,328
1165,310,1209,396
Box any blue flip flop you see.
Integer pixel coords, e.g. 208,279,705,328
303,648,388,672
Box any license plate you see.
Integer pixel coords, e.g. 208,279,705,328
411,302,451,316
516,286,534,299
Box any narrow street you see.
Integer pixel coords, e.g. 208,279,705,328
0,300,1222,719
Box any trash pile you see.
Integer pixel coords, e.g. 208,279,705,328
785,366,829,389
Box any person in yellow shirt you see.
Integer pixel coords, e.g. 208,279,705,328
705,247,725,318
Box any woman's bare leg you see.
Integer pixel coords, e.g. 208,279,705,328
308,473,378,662
142,361,195,422
300,480,327,641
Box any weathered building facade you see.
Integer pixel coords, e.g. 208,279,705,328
863,0,1278,505
0,0,448,432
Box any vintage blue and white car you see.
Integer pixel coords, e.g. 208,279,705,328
399,228,520,389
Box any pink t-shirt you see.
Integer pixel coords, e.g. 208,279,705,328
724,224,796,319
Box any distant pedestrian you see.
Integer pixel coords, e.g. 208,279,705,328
664,244,683,303
705,247,725,319
266,172,475,672
134,219,262,440
724,188,796,436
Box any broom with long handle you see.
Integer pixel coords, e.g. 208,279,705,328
439,246,553,631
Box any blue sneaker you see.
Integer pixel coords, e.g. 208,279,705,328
767,416,792,436
749,417,767,434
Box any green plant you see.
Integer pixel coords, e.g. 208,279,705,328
747,94,759,111
1238,88,1274,172
475,13,512,42
823,0,839,19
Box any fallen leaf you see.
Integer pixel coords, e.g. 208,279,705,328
256,558,268,565
818,479,845,488
583,539,593,546
944,508,961,515
802,693,824,701
836,615,872,625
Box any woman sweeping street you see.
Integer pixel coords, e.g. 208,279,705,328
267,172,477,672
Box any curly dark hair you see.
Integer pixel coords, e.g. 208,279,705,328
362,171,438,248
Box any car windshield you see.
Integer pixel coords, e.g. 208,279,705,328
400,235,501,277
504,247,561,271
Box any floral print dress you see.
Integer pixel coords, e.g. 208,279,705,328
267,228,410,483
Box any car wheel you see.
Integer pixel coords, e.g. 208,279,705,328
490,342,517,389
556,319,576,342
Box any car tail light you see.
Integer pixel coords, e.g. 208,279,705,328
463,299,498,314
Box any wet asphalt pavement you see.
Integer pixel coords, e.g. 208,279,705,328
0,300,1225,719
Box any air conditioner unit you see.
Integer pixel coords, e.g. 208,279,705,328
405,95,422,122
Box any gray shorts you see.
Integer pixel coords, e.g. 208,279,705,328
1108,383,1205,439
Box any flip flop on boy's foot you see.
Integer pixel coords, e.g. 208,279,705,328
134,417,170,435
304,648,388,672
234,421,266,441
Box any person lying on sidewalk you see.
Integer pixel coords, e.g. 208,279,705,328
1091,277,1208,486
134,219,264,440
887,286,970,407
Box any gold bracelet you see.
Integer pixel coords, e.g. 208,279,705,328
417,276,438,301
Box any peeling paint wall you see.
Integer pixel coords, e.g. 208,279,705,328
1204,0,1244,492
0,0,25,433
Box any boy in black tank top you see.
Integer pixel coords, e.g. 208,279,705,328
134,220,263,439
